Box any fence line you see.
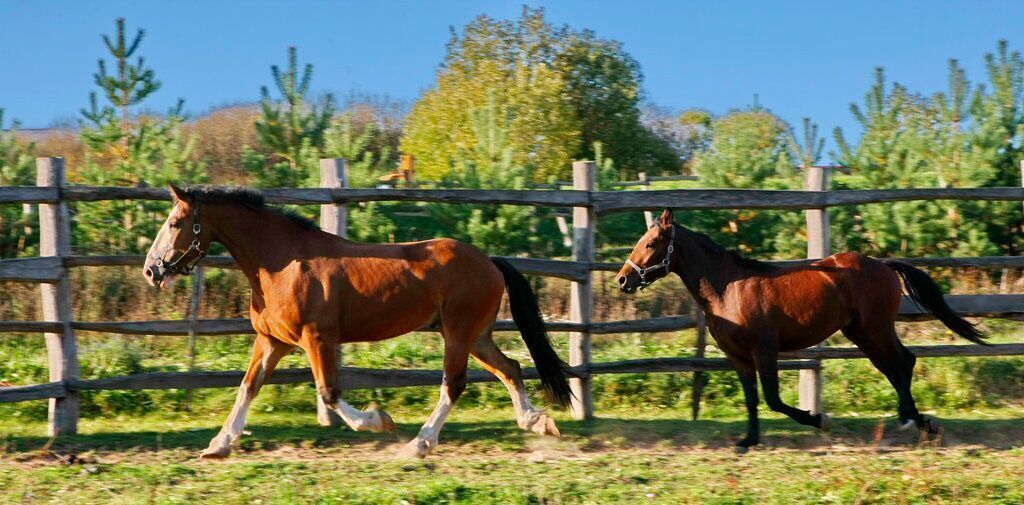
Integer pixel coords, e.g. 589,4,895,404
0,157,1022,434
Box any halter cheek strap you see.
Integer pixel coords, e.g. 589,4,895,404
150,199,207,276
625,225,675,289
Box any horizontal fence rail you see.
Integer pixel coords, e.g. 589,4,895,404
2,185,1023,214
1,159,1022,437
3,254,1023,284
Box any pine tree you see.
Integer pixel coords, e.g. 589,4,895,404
0,109,38,257
246,46,334,187
76,18,204,254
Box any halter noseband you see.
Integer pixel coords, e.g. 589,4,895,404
151,199,206,276
625,225,676,290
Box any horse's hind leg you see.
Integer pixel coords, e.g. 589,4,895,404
471,331,560,436
753,349,828,429
841,320,935,433
202,332,293,458
306,336,395,434
398,336,471,458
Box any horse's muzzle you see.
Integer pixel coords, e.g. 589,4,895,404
143,261,173,288
617,273,638,294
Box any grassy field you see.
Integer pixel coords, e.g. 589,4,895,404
2,406,1023,504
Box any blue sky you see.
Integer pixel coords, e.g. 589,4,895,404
2,1,1023,160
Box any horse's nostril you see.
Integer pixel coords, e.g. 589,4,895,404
617,275,626,285
144,267,153,278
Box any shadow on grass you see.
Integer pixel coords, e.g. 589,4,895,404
5,414,1023,456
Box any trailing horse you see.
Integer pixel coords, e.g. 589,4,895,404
144,185,570,459
617,209,985,452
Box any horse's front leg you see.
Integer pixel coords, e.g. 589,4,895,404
202,332,293,458
306,336,396,434
730,358,760,453
753,349,829,430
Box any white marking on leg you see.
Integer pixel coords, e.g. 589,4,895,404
205,366,263,455
401,385,455,457
330,398,385,432
504,381,557,435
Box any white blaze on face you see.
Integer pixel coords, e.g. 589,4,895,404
143,202,182,288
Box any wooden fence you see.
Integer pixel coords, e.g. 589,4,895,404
1,157,1023,436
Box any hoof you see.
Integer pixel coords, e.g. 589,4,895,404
733,445,749,455
898,419,918,432
397,438,433,459
923,417,942,436
817,413,832,433
365,403,396,434
200,445,231,459
527,413,561,437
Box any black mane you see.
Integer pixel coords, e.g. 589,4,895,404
655,219,779,272
181,186,318,230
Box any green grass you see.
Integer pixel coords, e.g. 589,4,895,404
2,407,1023,504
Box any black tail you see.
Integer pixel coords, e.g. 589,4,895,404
491,257,574,409
884,260,987,345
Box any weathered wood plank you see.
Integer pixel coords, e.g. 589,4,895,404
498,256,589,282
0,381,66,402
0,257,63,282
2,292,1016,339
591,256,1024,272
65,254,239,269
0,186,59,204
73,319,253,335
587,358,819,374
593,187,1024,214
0,321,64,333
897,295,1024,319
60,186,592,207
62,254,590,281
569,161,595,419
3,184,1018,210
37,157,79,435
782,343,1024,360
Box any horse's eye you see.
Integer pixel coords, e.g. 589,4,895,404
646,241,655,248
169,220,180,229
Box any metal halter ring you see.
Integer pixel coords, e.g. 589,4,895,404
625,225,676,290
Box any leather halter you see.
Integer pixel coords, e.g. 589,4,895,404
625,225,675,290
151,199,206,276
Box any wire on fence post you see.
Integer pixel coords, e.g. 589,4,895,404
570,160,595,419
37,157,79,436
317,158,348,427
799,165,829,415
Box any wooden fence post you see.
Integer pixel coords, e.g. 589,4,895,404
570,160,595,419
317,158,349,426
690,309,708,420
799,165,829,415
185,267,204,410
37,157,78,436
639,172,654,228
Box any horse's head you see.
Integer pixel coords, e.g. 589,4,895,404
143,184,211,287
616,208,678,294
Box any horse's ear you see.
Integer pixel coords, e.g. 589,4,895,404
659,208,674,228
168,184,188,204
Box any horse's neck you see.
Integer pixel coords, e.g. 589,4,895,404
672,227,738,309
207,204,312,288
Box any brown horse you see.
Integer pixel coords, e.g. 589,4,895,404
144,185,570,458
617,209,985,452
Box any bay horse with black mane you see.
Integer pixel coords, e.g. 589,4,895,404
617,209,985,452
144,185,570,459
